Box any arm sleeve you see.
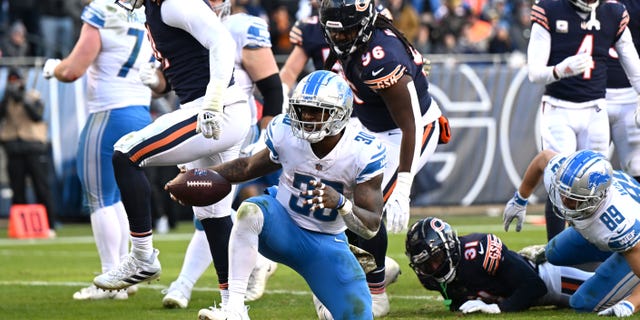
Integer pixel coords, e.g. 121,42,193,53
527,23,557,84
255,73,284,118
616,28,640,93
161,0,236,90
495,250,548,312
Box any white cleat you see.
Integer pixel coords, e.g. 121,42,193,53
162,279,191,309
383,256,401,288
72,284,128,300
93,249,161,290
312,294,334,320
126,284,139,296
198,305,250,320
372,291,390,317
245,260,278,302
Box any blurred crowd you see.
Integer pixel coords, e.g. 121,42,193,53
0,0,534,59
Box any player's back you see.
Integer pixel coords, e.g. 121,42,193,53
533,0,628,102
82,0,152,113
343,28,434,132
265,114,386,234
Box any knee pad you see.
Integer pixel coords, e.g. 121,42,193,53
236,202,264,234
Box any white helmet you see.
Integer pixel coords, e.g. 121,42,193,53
549,150,612,221
288,70,353,143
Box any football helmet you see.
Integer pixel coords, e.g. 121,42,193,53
405,217,460,284
549,150,612,221
209,0,231,20
319,0,377,58
568,0,599,12
288,70,353,143
115,0,145,12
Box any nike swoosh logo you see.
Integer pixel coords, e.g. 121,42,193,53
478,242,484,255
334,237,345,243
372,68,384,76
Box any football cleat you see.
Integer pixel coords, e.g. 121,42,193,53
245,260,278,302
372,291,390,317
162,279,192,309
198,305,250,320
312,294,334,320
126,284,139,296
72,284,128,300
93,249,161,290
383,256,401,288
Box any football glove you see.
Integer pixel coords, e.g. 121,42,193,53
459,299,501,314
385,172,412,234
42,59,61,79
503,191,528,232
196,81,225,139
138,62,160,88
598,300,635,317
554,53,592,79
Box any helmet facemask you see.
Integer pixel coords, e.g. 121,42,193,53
405,218,460,284
320,0,377,59
115,0,145,12
210,0,231,20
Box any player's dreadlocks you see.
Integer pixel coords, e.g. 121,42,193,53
324,14,416,70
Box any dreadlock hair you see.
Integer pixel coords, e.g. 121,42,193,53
324,13,417,71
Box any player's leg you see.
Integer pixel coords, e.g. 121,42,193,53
570,253,640,312
545,227,612,266
608,95,640,183
535,261,594,307
163,217,212,309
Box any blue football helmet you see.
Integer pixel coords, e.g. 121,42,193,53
405,217,460,284
319,0,377,59
288,70,353,143
549,150,612,221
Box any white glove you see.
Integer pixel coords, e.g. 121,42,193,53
385,172,412,234
42,59,61,79
554,53,592,79
197,81,226,139
240,130,267,158
503,191,528,232
598,300,635,317
459,299,501,314
138,62,160,88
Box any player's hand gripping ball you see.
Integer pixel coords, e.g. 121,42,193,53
165,168,231,206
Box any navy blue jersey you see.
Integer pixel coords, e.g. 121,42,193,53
532,0,629,102
418,233,547,312
606,0,640,89
342,28,432,132
289,16,329,71
144,0,212,104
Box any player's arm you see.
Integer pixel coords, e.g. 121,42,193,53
526,23,555,84
615,28,640,94
209,148,282,183
280,45,310,96
347,173,384,238
243,46,283,129
623,243,640,311
517,149,558,198
161,0,235,109
49,23,101,82
493,250,548,312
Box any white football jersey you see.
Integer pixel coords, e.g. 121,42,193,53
544,155,640,252
223,13,272,125
265,114,387,234
81,0,153,113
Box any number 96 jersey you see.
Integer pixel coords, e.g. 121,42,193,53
543,155,640,252
264,114,387,234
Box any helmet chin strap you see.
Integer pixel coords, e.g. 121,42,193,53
585,2,600,30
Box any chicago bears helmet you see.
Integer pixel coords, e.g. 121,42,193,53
405,217,460,284
549,150,612,221
319,0,377,58
288,70,353,143
569,0,600,12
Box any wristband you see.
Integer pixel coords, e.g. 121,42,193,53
514,191,528,206
337,198,353,216
336,194,346,210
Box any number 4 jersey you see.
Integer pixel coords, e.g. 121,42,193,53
264,114,387,234
543,154,640,252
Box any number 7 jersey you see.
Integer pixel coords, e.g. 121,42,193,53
264,114,387,234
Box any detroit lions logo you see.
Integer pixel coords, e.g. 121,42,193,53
588,172,611,189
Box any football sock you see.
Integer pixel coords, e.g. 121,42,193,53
113,201,130,258
112,151,152,234
201,216,233,285
177,229,212,286
90,205,123,273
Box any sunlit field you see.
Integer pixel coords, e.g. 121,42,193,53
0,208,607,319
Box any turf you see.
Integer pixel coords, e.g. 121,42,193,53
0,213,606,319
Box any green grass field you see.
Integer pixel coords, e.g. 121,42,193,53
0,213,607,319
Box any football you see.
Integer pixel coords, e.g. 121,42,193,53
165,168,231,206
